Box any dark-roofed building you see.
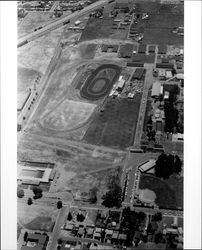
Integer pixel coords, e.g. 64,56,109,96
21,233,49,250
156,63,174,69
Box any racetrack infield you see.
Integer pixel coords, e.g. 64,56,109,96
83,94,142,149
80,64,121,101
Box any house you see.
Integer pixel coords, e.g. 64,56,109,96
158,69,166,80
93,232,101,240
64,223,74,231
21,233,49,250
86,227,94,238
111,231,119,244
118,233,127,243
77,227,85,237
166,70,172,80
172,133,184,142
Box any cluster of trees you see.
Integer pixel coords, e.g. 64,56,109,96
121,207,146,246
89,187,98,204
155,153,182,179
33,187,43,200
57,200,63,209
153,212,162,222
17,189,24,198
164,85,180,133
102,167,122,208
77,213,85,222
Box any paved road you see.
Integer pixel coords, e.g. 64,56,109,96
18,0,108,46
133,66,153,148
48,206,69,250
18,23,66,139
50,1,60,12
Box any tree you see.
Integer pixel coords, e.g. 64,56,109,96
77,213,85,222
67,212,72,221
57,238,63,244
89,187,98,204
138,212,146,222
57,200,63,209
173,155,182,174
33,192,43,200
33,187,42,195
24,231,28,242
27,198,33,205
33,187,43,200
153,212,162,222
102,183,122,208
17,189,24,198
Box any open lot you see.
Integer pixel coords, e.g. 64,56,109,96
142,28,183,45
18,203,58,232
39,100,96,132
139,173,183,209
79,17,114,42
80,44,98,59
83,95,142,149
18,12,53,38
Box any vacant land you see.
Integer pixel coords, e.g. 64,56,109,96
80,44,97,59
79,17,114,42
18,12,53,38
139,174,183,209
83,95,142,149
132,1,184,45
39,100,96,132
18,203,58,232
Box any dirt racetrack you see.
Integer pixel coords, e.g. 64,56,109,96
80,64,121,100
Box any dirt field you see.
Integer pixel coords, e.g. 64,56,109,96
83,95,142,149
18,203,58,232
80,44,98,59
18,12,53,38
39,100,96,132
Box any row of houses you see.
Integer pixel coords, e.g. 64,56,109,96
62,224,128,245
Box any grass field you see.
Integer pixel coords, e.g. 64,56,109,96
83,95,142,149
79,17,114,42
25,216,55,232
146,14,183,29
142,28,183,45
133,2,184,45
139,174,183,209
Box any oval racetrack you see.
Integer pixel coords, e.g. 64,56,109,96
80,64,121,100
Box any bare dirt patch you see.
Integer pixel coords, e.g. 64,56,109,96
39,100,96,132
